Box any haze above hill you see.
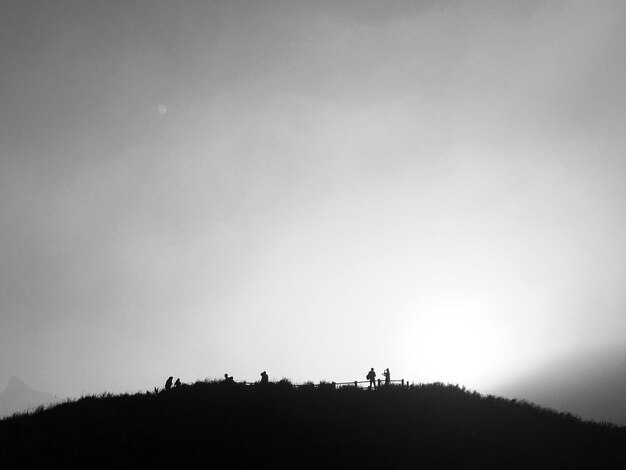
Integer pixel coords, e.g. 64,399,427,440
496,345,626,425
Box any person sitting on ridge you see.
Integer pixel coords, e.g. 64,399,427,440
260,371,269,385
224,374,235,384
366,368,376,390
164,376,173,391
174,378,182,388
383,368,391,386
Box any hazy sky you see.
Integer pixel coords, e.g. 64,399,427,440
2,0,626,421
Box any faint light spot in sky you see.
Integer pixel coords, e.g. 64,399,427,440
157,104,168,115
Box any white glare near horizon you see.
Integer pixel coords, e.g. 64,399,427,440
214,138,620,392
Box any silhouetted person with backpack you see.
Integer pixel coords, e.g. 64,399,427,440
383,368,391,386
260,371,269,385
366,368,376,390
164,376,173,391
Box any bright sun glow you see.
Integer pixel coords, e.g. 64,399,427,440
398,296,505,390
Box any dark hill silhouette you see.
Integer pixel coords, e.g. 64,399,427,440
1,380,625,469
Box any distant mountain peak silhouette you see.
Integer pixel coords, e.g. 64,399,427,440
6,376,27,392
0,376,59,418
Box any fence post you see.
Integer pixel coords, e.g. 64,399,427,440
332,382,336,390
354,381,357,388
401,379,404,387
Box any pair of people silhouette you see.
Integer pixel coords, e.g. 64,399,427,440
164,376,182,391
366,368,391,389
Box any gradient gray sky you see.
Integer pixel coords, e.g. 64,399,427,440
2,0,626,422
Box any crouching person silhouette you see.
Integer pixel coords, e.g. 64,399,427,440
224,374,235,384
260,371,269,385
366,368,376,390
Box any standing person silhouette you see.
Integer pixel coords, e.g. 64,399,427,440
164,376,173,391
366,368,376,390
383,368,391,386
260,371,269,385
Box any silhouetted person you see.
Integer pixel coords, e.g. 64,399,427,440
224,374,235,384
383,368,391,386
366,368,376,390
174,378,181,388
164,376,173,391
260,371,269,385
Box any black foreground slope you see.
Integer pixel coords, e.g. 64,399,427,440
1,381,625,469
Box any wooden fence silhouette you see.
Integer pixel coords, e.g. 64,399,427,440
238,379,407,388
334,379,406,389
